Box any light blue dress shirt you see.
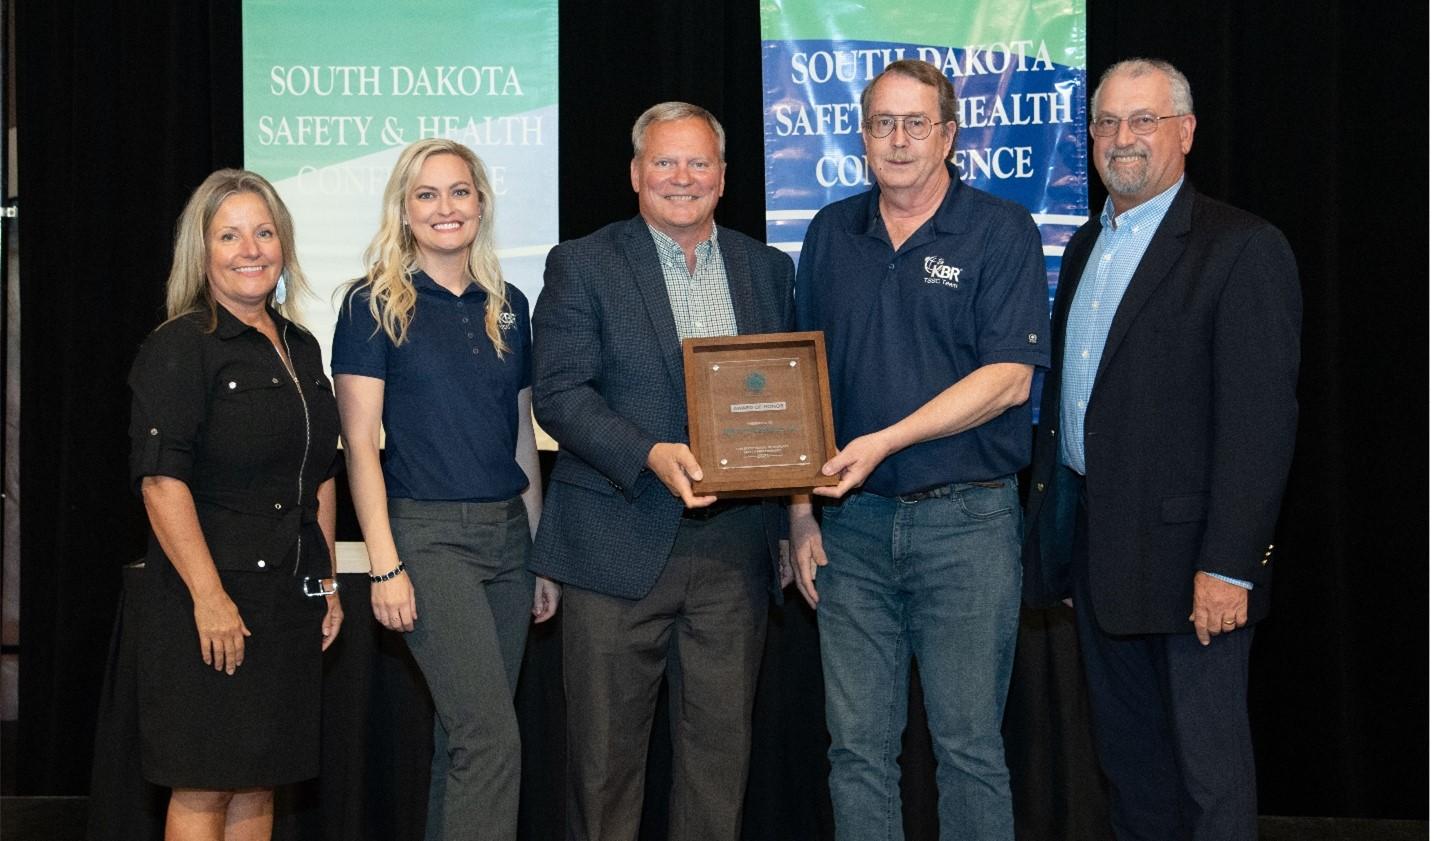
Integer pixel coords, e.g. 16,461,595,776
1059,177,1250,589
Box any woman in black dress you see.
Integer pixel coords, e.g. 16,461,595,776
128,169,343,840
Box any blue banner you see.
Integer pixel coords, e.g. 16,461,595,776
761,2,1089,313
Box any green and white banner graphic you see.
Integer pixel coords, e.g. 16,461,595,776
244,0,558,371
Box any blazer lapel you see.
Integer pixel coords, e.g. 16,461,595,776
1096,182,1195,378
720,231,762,335
623,217,687,400
1052,220,1100,362
1039,220,1100,429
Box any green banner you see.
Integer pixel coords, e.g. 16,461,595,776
244,0,559,369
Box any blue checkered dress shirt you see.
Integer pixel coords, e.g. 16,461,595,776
647,223,738,341
1060,178,1182,472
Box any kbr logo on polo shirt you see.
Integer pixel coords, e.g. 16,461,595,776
922,255,961,289
499,311,517,330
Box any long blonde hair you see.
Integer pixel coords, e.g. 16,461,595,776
355,139,510,356
166,169,308,330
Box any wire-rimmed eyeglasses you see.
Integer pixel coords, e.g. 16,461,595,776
866,114,945,140
1089,113,1188,137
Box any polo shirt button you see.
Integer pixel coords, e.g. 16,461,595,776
257,560,267,568
274,503,282,510
456,301,464,308
1035,482,1045,492
228,381,237,389
472,347,481,355
150,428,159,436
888,263,895,270
461,317,469,323
271,377,280,384
467,332,474,339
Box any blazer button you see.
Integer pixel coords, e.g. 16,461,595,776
257,559,267,568
274,503,283,510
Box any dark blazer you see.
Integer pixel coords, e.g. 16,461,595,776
1022,181,1301,635
529,216,796,600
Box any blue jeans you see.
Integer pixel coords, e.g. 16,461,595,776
817,480,1022,841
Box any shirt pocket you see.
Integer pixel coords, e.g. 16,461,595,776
212,371,291,442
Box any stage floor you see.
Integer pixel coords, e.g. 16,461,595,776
1,797,1429,841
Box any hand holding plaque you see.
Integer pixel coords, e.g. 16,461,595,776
681,331,839,496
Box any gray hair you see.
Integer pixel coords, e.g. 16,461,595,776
630,101,726,160
1090,58,1194,119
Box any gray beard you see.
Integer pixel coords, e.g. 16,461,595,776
1102,154,1150,196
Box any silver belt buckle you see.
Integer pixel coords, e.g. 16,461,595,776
302,577,339,597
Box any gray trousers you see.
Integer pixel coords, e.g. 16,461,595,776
561,505,771,841
389,497,533,841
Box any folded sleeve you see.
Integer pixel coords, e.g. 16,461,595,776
128,321,208,490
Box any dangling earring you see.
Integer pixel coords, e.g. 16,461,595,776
275,270,289,305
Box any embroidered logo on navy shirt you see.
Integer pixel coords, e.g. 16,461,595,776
922,256,961,289
499,311,517,330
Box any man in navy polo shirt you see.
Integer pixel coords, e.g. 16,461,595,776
788,59,1050,841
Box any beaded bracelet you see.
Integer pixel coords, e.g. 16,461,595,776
369,562,406,583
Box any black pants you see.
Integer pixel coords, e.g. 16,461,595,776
561,505,770,841
1071,491,1258,841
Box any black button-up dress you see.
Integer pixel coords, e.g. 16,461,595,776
127,304,341,788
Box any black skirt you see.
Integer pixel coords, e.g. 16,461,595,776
136,559,326,789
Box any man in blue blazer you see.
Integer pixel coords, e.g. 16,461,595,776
1022,59,1301,840
529,102,794,841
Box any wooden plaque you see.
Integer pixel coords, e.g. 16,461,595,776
682,331,839,496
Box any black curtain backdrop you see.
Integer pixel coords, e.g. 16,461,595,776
15,0,1427,836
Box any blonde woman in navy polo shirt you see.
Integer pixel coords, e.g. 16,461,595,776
332,138,559,841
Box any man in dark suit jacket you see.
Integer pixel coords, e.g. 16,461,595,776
1022,59,1300,841
529,102,794,841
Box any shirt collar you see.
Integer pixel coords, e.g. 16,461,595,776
646,221,719,262
1100,176,1184,232
213,301,284,340
411,267,484,298
862,163,974,242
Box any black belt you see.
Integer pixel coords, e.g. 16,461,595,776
896,477,1012,503
681,499,750,521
